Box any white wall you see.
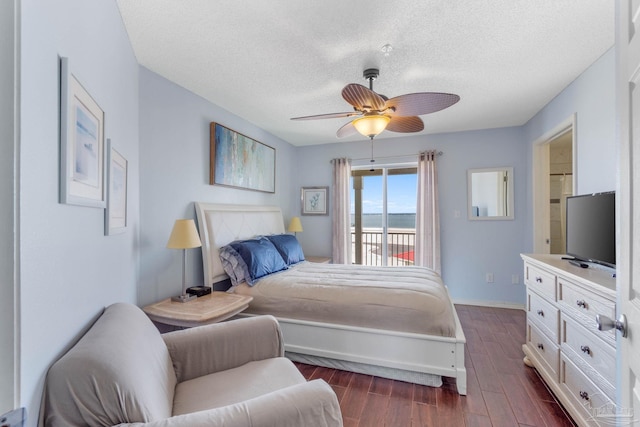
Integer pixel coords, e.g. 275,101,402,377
0,0,18,414
19,0,139,423
523,48,616,251
294,127,528,306
138,67,298,306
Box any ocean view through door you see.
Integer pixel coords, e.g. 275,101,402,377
351,167,417,266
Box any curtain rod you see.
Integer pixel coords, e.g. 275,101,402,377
348,151,443,162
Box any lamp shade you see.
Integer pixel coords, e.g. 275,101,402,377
288,216,303,233
353,115,391,138
167,219,202,249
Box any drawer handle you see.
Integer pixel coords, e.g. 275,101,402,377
579,391,589,401
537,309,544,317
535,276,543,283
580,345,591,355
576,300,587,308
537,343,544,350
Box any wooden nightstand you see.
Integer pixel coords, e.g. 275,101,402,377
143,292,253,328
306,256,331,264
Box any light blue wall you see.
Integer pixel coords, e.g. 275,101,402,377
19,0,139,423
138,67,298,306
293,128,528,306
523,48,616,251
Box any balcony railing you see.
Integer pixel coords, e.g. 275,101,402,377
351,228,415,266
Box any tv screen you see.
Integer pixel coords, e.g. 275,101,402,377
565,191,616,268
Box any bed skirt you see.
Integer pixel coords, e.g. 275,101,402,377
286,351,443,388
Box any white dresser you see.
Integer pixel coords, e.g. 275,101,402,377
521,254,617,427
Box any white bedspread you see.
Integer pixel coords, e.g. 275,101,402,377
233,262,456,337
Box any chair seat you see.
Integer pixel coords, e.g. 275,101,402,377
173,357,306,415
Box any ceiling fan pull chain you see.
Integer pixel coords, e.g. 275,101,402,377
370,138,375,171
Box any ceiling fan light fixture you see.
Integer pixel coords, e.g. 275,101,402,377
353,115,390,138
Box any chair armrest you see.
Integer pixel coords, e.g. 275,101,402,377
162,315,284,382
117,379,343,427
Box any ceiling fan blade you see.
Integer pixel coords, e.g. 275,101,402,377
342,84,386,111
336,121,358,138
386,92,460,116
386,116,424,133
291,111,361,121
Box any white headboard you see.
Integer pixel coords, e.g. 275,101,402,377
194,202,285,285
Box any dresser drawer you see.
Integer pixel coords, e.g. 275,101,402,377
528,291,559,342
558,278,616,346
527,321,559,380
525,262,557,300
560,353,615,424
561,314,615,394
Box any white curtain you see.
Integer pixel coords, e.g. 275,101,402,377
414,151,441,273
332,158,352,264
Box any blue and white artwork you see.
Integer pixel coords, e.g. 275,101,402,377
211,123,275,193
73,103,100,188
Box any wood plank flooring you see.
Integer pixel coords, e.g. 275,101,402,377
294,304,576,427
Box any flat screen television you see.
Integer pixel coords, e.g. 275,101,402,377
565,191,616,268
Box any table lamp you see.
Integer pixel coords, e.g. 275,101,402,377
167,219,201,302
288,216,303,237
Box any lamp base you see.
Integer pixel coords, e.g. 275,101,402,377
171,293,197,303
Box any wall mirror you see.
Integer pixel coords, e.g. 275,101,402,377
467,167,514,220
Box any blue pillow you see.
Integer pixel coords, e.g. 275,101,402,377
230,237,288,284
266,234,305,265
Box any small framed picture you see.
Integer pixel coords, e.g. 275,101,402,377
59,57,106,208
301,186,329,215
104,139,128,235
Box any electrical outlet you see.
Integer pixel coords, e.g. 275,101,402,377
486,273,494,283
512,274,520,284
454,210,461,218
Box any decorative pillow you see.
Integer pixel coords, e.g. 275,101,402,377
230,237,288,284
219,245,251,287
265,234,305,265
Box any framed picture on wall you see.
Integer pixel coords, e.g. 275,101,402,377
209,122,276,193
104,139,128,235
301,186,329,215
59,57,106,208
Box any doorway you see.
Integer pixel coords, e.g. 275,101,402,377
350,166,417,266
532,114,576,254
548,132,573,254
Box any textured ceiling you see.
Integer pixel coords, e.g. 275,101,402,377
117,0,614,146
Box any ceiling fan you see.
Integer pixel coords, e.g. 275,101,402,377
291,68,460,139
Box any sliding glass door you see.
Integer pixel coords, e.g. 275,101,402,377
351,167,417,266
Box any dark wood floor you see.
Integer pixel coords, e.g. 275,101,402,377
294,304,576,427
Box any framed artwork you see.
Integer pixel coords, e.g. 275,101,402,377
59,57,106,207
104,139,128,235
301,186,329,215
210,122,276,193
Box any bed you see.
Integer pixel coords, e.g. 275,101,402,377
194,202,467,394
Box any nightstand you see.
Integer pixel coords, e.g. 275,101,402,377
306,256,331,264
143,292,253,328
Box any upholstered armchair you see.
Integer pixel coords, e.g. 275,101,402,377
40,303,343,427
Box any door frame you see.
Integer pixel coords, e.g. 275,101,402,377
531,113,576,253
0,0,20,413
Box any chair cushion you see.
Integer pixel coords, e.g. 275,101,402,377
42,303,177,426
172,357,306,415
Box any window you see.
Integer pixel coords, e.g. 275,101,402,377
350,166,417,266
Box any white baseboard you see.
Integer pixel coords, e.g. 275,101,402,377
452,298,525,311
